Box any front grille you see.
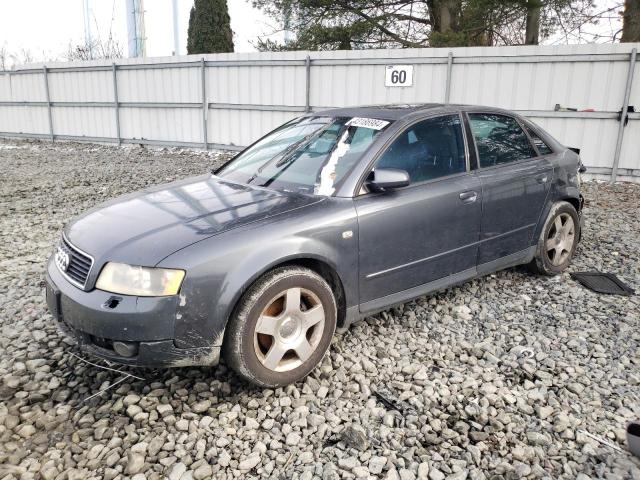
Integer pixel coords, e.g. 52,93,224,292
57,236,94,288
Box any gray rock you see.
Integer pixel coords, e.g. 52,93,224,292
245,417,260,430
239,454,261,471
193,464,213,480
167,462,187,480
429,468,445,480
399,469,416,480
417,463,430,479
341,424,369,451
191,400,211,413
369,456,387,475
286,432,301,446
126,452,145,475
338,456,358,470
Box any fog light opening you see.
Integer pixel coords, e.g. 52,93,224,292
103,296,122,309
113,341,139,358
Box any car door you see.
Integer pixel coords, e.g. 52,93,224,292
465,112,553,268
354,113,482,310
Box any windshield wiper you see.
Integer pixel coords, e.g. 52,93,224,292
245,128,328,185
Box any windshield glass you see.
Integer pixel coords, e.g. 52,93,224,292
216,116,391,195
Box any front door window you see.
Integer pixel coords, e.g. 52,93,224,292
376,114,467,183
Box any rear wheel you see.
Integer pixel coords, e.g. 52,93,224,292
223,266,337,387
529,201,580,275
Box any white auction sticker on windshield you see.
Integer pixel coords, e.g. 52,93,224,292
347,117,390,130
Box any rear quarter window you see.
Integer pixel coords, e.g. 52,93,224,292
525,125,553,155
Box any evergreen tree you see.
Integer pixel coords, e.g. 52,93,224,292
187,0,234,54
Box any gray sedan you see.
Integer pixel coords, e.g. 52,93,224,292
45,104,584,387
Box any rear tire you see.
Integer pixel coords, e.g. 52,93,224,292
222,266,337,387
528,201,580,276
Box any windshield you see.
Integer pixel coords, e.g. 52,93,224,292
216,116,391,195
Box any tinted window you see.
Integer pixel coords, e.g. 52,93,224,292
525,125,553,155
468,113,536,167
376,115,466,183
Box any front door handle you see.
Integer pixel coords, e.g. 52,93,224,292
459,191,477,204
535,173,548,184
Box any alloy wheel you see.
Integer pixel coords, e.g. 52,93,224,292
253,287,325,372
546,213,575,266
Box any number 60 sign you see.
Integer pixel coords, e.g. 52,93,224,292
385,65,414,87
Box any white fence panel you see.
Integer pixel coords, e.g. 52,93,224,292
0,44,638,181
0,105,49,135
619,120,640,171
51,106,115,139
48,70,113,103
119,107,202,144
3,73,46,102
208,109,298,147
118,66,201,103
207,64,306,106
0,75,12,102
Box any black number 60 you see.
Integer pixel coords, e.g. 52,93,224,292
391,69,407,84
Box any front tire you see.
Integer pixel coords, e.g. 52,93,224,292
222,266,337,387
529,201,580,275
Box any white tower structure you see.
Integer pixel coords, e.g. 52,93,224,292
126,0,147,57
172,0,180,55
83,0,94,58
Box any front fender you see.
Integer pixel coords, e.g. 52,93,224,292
159,199,359,349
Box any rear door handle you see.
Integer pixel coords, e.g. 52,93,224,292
459,191,477,204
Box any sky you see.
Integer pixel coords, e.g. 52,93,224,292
0,0,624,68
0,0,283,66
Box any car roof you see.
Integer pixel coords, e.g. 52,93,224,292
312,103,512,121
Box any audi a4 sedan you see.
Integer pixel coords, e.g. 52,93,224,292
46,104,585,387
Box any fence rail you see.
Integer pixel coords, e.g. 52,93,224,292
1,44,639,181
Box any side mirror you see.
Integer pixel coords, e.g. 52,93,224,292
367,168,410,192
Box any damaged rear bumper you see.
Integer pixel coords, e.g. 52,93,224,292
45,259,220,368
578,194,586,240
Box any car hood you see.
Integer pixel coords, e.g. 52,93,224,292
65,174,321,267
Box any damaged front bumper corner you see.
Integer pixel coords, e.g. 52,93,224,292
45,260,220,368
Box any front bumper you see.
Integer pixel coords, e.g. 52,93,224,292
45,258,219,367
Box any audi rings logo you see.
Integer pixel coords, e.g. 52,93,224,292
55,245,70,272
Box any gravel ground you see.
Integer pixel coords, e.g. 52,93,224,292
0,139,639,480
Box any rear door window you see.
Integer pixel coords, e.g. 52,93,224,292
376,114,467,183
468,113,536,167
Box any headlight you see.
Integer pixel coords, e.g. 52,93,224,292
96,262,185,296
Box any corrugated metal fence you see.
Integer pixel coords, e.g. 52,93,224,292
1,44,638,181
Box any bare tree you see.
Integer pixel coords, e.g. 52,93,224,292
18,48,34,64
545,2,626,44
0,46,8,70
65,37,123,61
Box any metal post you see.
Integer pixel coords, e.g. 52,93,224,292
305,55,311,113
43,66,54,142
201,58,208,150
112,63,121,145
611,47,637,184
445,52,453,104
